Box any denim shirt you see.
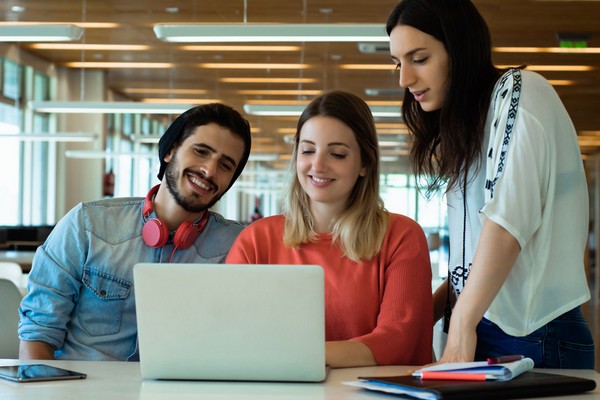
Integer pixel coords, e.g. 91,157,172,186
18,196,245,361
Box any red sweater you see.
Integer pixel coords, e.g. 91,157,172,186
226,213,433,365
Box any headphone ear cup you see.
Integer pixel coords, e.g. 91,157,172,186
142,218,169,248
173,220,201,250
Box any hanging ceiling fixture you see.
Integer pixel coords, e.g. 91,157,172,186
65,150,154,159
243,104,401,118
153,23,387,43
0,132,96,142
65,150,280,161
0,24,83,42
29,101,194,114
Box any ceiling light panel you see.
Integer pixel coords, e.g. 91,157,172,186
0,24,83,42
180,45,301,51
244,104,401,118
29,44,149,51
220,77,317,84
30,101,193,114
154,23,387,43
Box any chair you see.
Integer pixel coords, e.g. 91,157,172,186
0,278,24,358
0,262,24,288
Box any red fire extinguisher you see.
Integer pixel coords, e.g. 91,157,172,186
103,169,115,197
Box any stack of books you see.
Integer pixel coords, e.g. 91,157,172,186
344,356,596,399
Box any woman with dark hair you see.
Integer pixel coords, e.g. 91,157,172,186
386,0,593,368
227,90,433,367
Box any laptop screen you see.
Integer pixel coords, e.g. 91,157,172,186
134,263,326,382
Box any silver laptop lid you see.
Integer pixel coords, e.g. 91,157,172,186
134,263,326,382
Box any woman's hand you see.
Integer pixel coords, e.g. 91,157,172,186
430,220,521,367
435,313,478,364
409,314,477,373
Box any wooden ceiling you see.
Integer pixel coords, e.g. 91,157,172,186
2,0,600,166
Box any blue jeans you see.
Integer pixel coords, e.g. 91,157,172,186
475,306,595,369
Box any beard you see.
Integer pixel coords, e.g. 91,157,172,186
163,151,223,212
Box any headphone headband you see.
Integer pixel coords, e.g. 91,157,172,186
141,184,209,249
142,184,160,220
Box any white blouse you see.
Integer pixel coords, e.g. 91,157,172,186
447,69,590,336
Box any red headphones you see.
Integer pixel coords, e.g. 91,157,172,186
141,185,209,249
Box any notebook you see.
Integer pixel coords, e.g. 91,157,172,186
133,263,326,382
412,357,534,381
345,371,597,399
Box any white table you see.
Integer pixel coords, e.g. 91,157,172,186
0,250,35,272
0,359,598,400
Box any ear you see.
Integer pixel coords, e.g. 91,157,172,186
359,165,367,177
163,147,176,163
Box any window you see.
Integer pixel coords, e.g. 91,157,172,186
381,173,448,279
106,113,162,198
0,103,22,225
3,59,22,102
0,58,54,225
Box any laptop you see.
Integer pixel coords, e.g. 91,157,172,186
133,263,326,382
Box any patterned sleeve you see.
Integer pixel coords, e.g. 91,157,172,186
481,70,553,247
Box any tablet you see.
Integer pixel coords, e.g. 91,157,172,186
0,364,87,383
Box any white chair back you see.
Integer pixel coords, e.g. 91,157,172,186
0,262,23,288
0,278,23,358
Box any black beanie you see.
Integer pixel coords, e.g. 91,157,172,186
157,108,192,181
156,104,252,191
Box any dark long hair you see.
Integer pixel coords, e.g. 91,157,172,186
386,0,501,193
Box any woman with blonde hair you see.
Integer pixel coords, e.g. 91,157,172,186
227,90,433,367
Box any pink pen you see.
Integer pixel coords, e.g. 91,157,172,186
487,355,524,364
416,371,497,381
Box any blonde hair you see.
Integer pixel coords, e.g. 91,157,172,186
283,90,389,262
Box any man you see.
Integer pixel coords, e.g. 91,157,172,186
18,103,252,361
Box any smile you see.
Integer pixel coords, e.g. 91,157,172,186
311,176,333,183
188,173,214,192
411,89,427,102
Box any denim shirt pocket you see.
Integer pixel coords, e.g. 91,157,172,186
78,267,131,336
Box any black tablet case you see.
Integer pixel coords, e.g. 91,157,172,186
359,371,597,400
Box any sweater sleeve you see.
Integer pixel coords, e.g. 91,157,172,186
353,215,434,365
